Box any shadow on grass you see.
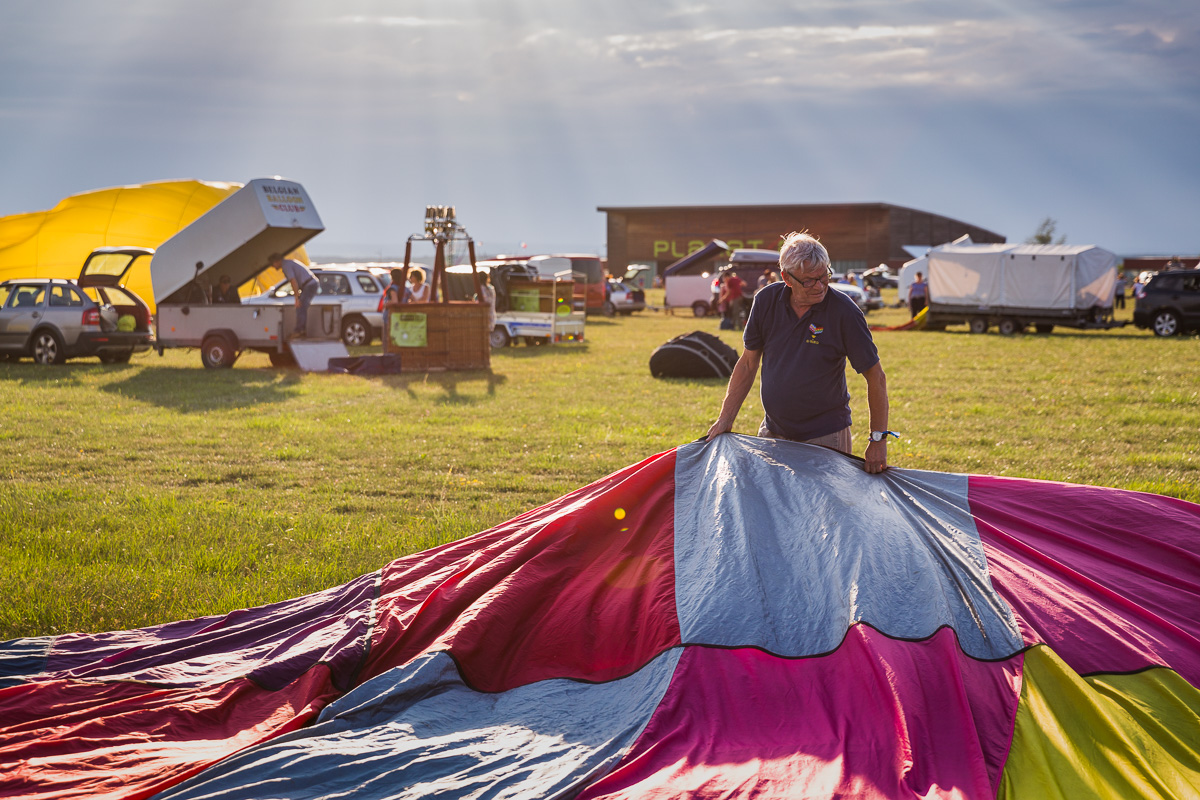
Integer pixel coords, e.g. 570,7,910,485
98,366,303,412
653,375,730,387
378,369,509,404
0,359,132,385
499,343,591,360
927,329,1169,341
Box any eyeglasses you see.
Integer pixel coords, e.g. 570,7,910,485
788,268,833,289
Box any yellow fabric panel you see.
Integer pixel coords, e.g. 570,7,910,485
0,180,310,309
1000,645,1200,799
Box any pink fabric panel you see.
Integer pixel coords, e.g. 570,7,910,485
364,449,681,692
970,475,1200,684
577,627,1023,800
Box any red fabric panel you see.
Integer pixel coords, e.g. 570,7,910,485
577,628,1023,800
364,449,681,692
0,667,338,800
970,475,1200,684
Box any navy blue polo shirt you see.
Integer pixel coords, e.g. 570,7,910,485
743,282,880,440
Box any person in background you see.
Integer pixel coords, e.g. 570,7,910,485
408,267,431,303
211,275,240,304
757,269,772,292
380,267,411,347
1114,271,1127,310
908,271,928,318
478,271,497,333
270,253,318,339
707,230,892,474
1165,256,1183,269
720,269,746,329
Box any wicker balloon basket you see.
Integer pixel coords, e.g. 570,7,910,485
383,301,491,372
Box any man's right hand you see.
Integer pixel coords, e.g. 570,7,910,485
705,419,732,441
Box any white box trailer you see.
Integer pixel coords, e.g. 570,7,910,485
663,239,728,316
152,178,345,367
445,264,585,347
909,240,1124,334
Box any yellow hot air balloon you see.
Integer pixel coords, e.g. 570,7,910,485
0,179,310,311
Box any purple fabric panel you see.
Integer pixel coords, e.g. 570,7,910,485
970,475,1200,685
577,628,1023,800
42,572,378,690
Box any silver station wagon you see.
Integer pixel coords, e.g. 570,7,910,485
0,248,155,365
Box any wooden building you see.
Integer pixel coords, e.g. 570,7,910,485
597,203,1005,276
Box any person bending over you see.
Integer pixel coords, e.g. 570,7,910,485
271,253,318,339
706,231,893,474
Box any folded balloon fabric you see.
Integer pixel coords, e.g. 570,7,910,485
2,434,1198,800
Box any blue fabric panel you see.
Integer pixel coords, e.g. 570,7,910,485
154,648,682,800
674,435,1022,659
0,635,53,687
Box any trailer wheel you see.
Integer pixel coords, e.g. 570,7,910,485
201,334,238,369
489,327,511,348
997,318,1022,336
691,301,709,317
1035,324,1054,334
968,317,989,335
1152,310,1180,337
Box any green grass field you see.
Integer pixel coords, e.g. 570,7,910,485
1,289,1197,640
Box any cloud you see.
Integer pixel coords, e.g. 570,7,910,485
333,15,464,28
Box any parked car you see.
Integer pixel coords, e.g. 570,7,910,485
830,281,883,314
244,266,388,346
0,248,155,364
862,265,899,290
1132,268,1200,336
604,279,646,316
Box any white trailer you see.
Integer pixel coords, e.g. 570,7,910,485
909,240,1123,334
662,239,728,316
152,178,346,368
445,264,585,347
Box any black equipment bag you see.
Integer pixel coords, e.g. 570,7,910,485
649,330,738,379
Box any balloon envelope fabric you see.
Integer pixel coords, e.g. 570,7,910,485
1,435,1198,799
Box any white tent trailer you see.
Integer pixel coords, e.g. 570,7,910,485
911,240,1123,334
898,235,972,302
663,240,728,316
152,178,346,368
446,263,585,347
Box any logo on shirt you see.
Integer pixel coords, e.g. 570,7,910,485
809,324,823,335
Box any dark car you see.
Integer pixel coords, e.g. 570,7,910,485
1132,269,1200,337
0,248,155,364
862,265,899,290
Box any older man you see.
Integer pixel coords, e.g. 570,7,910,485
706,231,893,473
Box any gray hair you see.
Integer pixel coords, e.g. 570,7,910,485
779,231,831,274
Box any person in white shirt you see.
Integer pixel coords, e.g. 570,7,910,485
409,267,431,303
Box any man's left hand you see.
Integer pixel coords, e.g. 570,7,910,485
864,440,888,474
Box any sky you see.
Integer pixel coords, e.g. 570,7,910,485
1,0,1197,259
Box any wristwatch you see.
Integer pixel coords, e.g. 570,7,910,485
869,430,899,443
